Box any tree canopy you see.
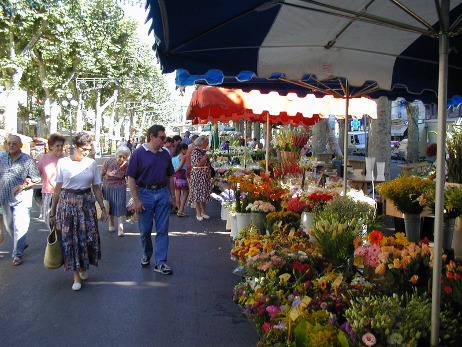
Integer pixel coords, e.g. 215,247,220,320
1,0,179,137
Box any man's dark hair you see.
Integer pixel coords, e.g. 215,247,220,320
173,143,188,157
165,137,173,143
73,132,93,147
146,125,165,139
172,135,182,142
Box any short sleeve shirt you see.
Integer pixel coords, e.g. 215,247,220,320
126,144,174,186
37,154,62,194
55,157,102,189
0,151,41,206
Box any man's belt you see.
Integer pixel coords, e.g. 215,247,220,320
62,188,92,195
138,183,166,190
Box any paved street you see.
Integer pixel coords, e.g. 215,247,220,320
0,160,259,346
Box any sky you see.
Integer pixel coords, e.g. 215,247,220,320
120,2,194,114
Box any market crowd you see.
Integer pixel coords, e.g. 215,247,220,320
0,125,213,291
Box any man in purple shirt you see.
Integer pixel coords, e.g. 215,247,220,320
127,125,175,275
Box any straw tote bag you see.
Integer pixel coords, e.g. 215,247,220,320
44,226,63,269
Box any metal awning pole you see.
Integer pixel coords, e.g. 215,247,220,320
431,1,449,345
343,81,349,195
266,113,270,173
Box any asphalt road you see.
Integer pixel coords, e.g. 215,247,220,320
0,182,258,346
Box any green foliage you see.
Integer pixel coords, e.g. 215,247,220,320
447,121,462,183
1,0,178,135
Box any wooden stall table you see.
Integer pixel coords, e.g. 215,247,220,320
349,178,386,194
397,162,430,176
319,171,340,187
347,158,366,171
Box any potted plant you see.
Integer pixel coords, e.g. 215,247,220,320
274,128,310,170
245,200,276,235
417,183,462,249
377,176,433,242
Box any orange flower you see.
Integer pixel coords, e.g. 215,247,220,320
410,275,419,284
369,230,384,245
319,280,327,290
375,263,386,275
353,236,362,249
393,259,401,268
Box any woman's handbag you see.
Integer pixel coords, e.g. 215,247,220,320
44,226,63,269
210,165,216,178
96,200,110,220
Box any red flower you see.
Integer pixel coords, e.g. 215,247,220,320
444,286,453,294
422,237,430,245
454,273,460,280
369,230,384,245
447,271,454,279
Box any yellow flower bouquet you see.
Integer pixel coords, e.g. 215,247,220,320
377,176,433,214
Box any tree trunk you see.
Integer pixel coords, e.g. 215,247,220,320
405,101,419,163
311,118,328,156
369,97,392,180
325,120,342,157
338,119,345,156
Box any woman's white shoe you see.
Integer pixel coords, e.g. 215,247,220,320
202,214,210,219
72,282,82,291
196,216,203,221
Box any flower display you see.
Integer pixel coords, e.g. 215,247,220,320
343,291,431,346
417,183,462,218
283,189,338,213
441,260,462,311
273,128,310,153
377,176,433,214
246,200,276,213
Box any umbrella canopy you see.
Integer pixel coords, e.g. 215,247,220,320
148,0,462,99
187,85,376,125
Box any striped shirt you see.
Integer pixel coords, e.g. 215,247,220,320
0,150,41,206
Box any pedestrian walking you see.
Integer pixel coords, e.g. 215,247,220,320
100,145,130,236
50,132,108,291
0,134,41,266
182,130,192,145
126,125,175,275
189,136,212,221
172,143,189,217
37,133,66,228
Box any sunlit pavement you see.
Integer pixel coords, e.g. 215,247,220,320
0,156,258,346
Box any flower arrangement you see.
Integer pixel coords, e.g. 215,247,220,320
284,189,338,213
210,189,235,204
274,127,310,153
354,231,438,295
377,176,433,214
417,183,462,218
266,210,301,232
343,291,431,346
441,260,462,311
246,200,276,213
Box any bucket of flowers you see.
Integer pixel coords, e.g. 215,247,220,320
246,200,276,234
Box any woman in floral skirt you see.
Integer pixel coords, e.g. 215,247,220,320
50,132,108,291
100,145,130,236
189,136,212,221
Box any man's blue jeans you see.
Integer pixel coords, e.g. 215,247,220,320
1,203,31,258
137,187,171,265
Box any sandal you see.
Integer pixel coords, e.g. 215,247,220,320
177,211,189,217
12,257,22,266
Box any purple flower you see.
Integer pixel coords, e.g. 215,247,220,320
328,314,337,326
320,302,328,310
292,298,302,307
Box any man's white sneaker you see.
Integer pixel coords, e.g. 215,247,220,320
154,263,173,275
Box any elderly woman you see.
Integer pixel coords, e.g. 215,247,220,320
37,133,66,227
50,132,107,291
189,136,212,221
100,145,130,236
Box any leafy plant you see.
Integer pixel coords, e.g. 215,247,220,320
446,119,462,183
417,183,462,218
